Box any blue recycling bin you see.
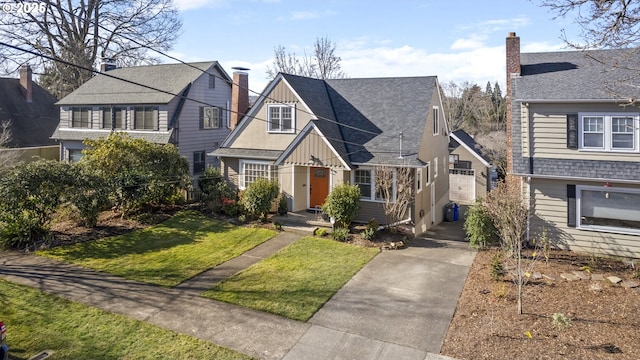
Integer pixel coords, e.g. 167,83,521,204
453,203,459,221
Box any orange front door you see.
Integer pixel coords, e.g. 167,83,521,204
309,167,329,208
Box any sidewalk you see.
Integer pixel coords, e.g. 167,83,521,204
0,230,467,360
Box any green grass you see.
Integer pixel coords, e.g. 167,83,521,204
37,211,276,287
203,236,379,321
0,279,252,360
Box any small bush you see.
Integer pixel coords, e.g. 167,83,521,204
361,227,375,241
221,197,244,217
551,312,572,330
314,228,328,237
464,199,495,249
198,167,237,212
490,252,505,281
322,184,360,228
240,178,279,221
272,221,283,230
331,227,350,242
277,195,288,215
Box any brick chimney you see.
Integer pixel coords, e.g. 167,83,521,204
100,57,117,72
230,69,249,130
505,32,520,176
19,65,33,102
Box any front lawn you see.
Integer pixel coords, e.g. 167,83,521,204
0,279,252,360
203,236,379,321
37,211,276,287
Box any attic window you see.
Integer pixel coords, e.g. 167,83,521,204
267,104,295,133
433,106,440,135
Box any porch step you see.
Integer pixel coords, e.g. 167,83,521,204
281,225,317,236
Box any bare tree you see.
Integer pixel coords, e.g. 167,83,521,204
0,121,20,173
374,166,414,229
483,180,538,315
266,36,347,79
441,81,497,133
0,0,182,98
540,0,640,49
474,131,507,177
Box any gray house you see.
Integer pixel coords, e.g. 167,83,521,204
449,129,496,204
52,61,242,176
506,32,640,258
212,73,450,233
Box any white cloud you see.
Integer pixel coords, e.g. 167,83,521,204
450,34,488,50
173,0,229,11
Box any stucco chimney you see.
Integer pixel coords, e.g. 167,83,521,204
230,68,249,130
19,65,32,102
505,32,520,176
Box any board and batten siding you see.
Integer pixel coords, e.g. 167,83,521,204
282,128,345,168
530,178,640,258
176,65,231,174
526,103,640,162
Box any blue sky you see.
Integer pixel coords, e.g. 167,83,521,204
169,0,582,93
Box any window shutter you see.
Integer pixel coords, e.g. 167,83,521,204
218,107,223,128
567,114,578,149
567,184,576,227
199,106,204,130
153,108,159,131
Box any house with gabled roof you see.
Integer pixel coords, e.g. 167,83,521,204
212,73,450,232
506,32,640,257
52,61,244,176
0,65,59,161
449,129,496,204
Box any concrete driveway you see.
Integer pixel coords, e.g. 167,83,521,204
284,234,475,359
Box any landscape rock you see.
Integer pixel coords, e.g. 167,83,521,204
542,274,557,281
620,280,638,289
572,271,590,280
607,276,622,284
561,273,580,281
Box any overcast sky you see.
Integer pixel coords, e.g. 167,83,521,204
168,0,582,93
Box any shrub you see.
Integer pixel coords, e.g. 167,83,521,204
322,184,360,228
314,228,328,237
490,252,505,281
67,165,111,227
463,199,495,249
551,312,572,330
221,197,244,217
331,227,350,242
277,195,288,215
198,167,237,212
362,227,376,241
240,178,279,221
272,221,283,230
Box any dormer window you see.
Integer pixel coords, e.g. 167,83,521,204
102,107,125,130
267,104,295,133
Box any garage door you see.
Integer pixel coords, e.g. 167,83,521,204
449,168,475,204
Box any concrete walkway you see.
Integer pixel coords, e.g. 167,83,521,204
0,229,472,360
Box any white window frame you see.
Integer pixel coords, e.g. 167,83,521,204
239,160,278,190
579,112,639,152
434,157,438,178
576,185,640,236
202,106,220,129
416,168,423,193
425,163,431,185
352,168,397,203
267,104,295,133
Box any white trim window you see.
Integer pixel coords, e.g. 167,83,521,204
416,168,423,193
433,106,439,135
579,112,638,151
201,106,221,129
434,157,438,178
353,168,396,202
267,104,295,133
576,185,640,235
239,160,278,189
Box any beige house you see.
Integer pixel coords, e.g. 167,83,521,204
212,73,450,232
506,32,640,258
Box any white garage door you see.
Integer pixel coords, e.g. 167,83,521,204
449,168,475,204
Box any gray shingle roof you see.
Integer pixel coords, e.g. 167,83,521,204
0,78,58,147
57,61,227,105
281,74,438,167
50,128,173,144
515,49,640,101
450,129,491,166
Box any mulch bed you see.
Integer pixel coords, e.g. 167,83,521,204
441,249,640,360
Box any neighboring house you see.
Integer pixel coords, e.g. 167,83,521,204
449,129,496,204
52,61,240,176
0,65,59,161
212,73,450,233
506,32,640,258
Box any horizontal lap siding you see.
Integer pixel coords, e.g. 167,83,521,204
530,179,640,258
354,201,386,224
